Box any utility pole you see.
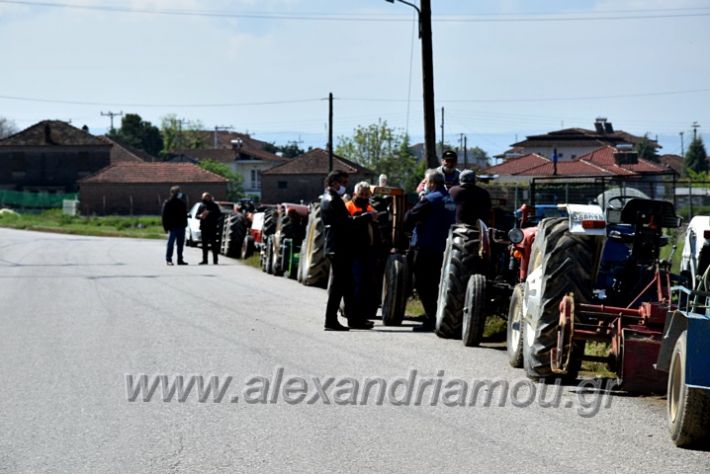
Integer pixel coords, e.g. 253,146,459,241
328,92,334,172
440,106,445,152
463,135,468,169
680,131,685,157
101,111,123,132
692,121,701,141
385,0,436,168
213,125,233,149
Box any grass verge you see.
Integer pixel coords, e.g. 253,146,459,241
0,209,165,239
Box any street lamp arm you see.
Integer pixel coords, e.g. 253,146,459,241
391,0,420,15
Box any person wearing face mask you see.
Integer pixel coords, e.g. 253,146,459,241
404,169,457,331
196,192,222,265
346,182,380,321
320,171,375,331
416,149,462,195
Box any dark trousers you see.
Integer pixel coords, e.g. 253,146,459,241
325,254,354,326
166,227,185,262
201,228,219,263
351,252,378,320
413,249,444,324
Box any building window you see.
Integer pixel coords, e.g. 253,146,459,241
278,181,288,189
251,169,257,188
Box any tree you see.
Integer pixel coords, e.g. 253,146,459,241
635,134,660,163
107,113,163,157
684,136,708,176
336,119,418,191
0,116,18,139
466,146,491,169
263,141,305,158
197,160,244,200
160,114,204,154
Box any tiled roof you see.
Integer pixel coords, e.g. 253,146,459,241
512,127,653,148
97,136,154,163
659,154,683,174
578,146,668,175
193,130,270,150
172,145,286,164
262,148,374,176
79,162,228,184
522,159,613,177
0,120,108,147
482,153,549,175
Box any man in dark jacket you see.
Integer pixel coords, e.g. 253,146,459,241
196,192,222,265
448,169,491,226
161,185,189,266
404,170,456,331
320,171,375,331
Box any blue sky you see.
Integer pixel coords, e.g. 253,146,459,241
1,0,709,156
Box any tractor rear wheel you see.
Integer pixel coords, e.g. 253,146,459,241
241,235,255,259
506,283,525,368
435,225,483,339
522,217,598,381
381,254,409,326
462,274,487,347
300,203,329,288
668,330,710,448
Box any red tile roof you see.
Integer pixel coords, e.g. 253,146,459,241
482,153,549,175
78,163,228,184
97,136,154,163
172,145,286,164
578,146,668,175
262,148,374,176
0,120,108,147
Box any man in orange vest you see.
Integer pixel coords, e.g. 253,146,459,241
346,181,380,321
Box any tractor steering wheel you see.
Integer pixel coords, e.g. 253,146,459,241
606,195,631,210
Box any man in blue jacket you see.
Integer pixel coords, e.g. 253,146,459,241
404,170,456,331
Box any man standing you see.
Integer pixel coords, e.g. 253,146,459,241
161,185,189,266
448,169,492,226
405,170,456,331
320,171,374,331
416,149,461,194
346,182,380,321
197,192,222,265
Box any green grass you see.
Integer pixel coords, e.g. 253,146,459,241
0,208,165,239
243,254,262,269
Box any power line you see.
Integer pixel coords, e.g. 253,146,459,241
0,95,324,108
2,0,710,23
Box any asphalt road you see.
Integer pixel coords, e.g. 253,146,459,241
1,228,709,473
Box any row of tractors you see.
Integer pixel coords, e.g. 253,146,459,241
232,186,710,449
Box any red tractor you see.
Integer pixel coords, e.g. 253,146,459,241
262,203,309,279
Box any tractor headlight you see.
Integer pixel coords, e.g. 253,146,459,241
508,228,524,244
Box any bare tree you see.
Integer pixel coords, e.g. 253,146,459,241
0,117,18,139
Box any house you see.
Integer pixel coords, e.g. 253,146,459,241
97,135,156,163
261,148,375,204
500,118,659,161
483,146,672,184
78,162,228,215
0,120,111,193
166,131,287,199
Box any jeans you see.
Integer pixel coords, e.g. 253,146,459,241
166,227,185,262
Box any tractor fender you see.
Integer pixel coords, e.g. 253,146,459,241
565,204,606,236
657,310,710,389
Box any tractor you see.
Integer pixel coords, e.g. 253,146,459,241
522,198,683,392
262,203,309,279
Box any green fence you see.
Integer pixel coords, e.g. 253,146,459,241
0,190,78,209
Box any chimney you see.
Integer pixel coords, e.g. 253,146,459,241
44,124,52,144
613,144,638,165
230,139,243,150
82,125,89,133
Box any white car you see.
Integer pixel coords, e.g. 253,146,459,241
185,201,233,247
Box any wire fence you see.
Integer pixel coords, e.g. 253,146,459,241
0,189,78,211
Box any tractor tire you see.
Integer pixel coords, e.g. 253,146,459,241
506,283,525,368
263,208,276,238
262,235,274,274
381,253,409,326
221,214,247,258
241,235,255,259
667,330,710,448
522,218,598,381
435,224,483,339
462,274,487,347
300,203,330,288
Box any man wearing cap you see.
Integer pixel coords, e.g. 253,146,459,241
448,169,492,226
416,149,461,194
